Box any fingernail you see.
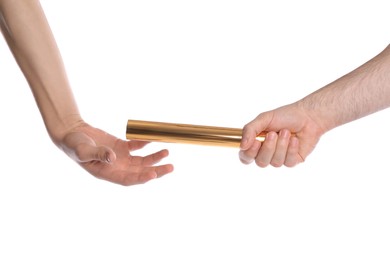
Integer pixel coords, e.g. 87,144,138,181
239,151,253,164
105,152,111,163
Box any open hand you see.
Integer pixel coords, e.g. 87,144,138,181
59,122,174,185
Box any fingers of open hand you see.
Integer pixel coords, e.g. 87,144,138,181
120,164,174,186
127,140,150,151
117,149,173,185
129,149,170,166
145,164,174,180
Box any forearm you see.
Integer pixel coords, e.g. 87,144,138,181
299,44,390,132
0,0,82,144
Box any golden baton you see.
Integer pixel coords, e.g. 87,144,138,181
126,119,276,148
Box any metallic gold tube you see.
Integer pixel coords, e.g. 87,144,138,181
126,119,268,148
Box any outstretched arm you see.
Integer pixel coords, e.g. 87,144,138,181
0,0,80,141
240,44,390,167
0,0,173,185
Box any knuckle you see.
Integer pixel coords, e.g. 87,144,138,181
242,125,251,136
240,158,253,165
284,158,299,168
239,152,254,164
270,160,283,168
255,159,268,168
284,162,296,168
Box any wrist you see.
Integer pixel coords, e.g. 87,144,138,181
47,114,86,146
296,98,334,134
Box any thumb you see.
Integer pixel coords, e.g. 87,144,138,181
75,143,116,164
240,124,257,150
240,113,272,150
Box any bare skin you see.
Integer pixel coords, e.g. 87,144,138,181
240,44,390,168
0,0,173,185
2,1,388,179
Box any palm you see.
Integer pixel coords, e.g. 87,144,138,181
61,123,173,185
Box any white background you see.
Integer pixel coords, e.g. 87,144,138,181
1,0,390,259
